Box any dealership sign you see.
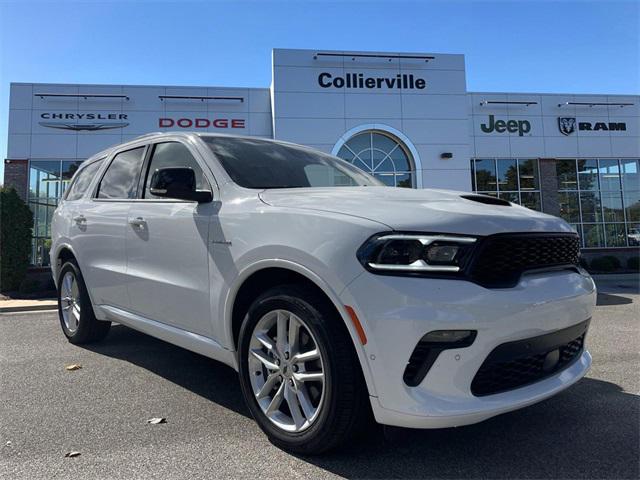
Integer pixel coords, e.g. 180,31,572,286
558,117,627,135
480,115,531,136
37,112,247,131
158,118,246,129
318,72,426,90
39,112,129,131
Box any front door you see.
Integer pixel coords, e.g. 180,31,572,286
125,141,214,337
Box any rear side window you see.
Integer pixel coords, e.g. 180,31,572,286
143,142,210,199
97,147,146,199
65,159,104,201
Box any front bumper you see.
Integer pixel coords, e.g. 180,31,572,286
339,269,596,428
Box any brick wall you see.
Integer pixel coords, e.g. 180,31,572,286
3,159,29,201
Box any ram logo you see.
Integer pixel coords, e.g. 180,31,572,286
558,117,576,136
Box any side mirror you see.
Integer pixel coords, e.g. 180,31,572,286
149,167,212,203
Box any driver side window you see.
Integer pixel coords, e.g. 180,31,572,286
144,142,210,199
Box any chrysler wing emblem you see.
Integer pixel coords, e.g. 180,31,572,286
39,122,129,131
558,117,576,136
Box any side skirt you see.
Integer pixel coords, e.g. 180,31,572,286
98,304,238,370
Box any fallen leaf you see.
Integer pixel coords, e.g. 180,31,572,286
65,364,82,371
5,441,11,447
147,417,167,424
65,451,81,458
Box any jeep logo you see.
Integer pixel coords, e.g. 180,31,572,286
480,115,531,136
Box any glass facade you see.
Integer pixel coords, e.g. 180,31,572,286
28,159,82,266
556,158,639,248
471,158,542,211
337,131,414,188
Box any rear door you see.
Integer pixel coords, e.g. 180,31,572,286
72,146,147,310
125,141,215,337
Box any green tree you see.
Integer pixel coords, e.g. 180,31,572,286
0,188,34,292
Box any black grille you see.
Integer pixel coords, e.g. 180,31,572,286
468,233,581,288
471,320,589,397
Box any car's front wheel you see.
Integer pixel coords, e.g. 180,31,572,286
57,260,111,344
238,284,370,454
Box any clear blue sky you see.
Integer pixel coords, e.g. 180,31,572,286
1,0,638,180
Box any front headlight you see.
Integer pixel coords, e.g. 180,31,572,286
357,233,477,274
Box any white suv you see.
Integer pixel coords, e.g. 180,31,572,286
51,132,596,453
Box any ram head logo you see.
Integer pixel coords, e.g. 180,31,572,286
558,117,576,136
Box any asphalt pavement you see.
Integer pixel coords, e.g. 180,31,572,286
1,281,638,479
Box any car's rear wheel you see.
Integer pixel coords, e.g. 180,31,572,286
238,284,370,454
57,260,110,344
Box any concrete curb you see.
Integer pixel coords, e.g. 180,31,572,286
0,306,57,313
0,301,58,314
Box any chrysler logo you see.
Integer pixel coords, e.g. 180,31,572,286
39,112,129,131
39,122,129,131
558,117,576,136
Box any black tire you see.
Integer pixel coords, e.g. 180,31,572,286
238,284,371,454
57,260,111,344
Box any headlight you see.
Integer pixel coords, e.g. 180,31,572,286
357,233,477,274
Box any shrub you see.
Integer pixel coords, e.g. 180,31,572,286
0,188,34,292
18,278,40,294
589,255,621,273
628,256,639,271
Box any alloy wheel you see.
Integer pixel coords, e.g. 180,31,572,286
60,271,81,334
248,309,325,432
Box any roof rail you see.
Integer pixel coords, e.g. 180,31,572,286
130,132,165,141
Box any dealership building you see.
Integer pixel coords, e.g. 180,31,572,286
4,48,639,266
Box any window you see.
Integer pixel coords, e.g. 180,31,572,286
336,131,414,188
474,159,497,192
61,160,82,198
202,136,379,188
556,158,640,248
471,158,542,210
65,159,104,201
28,160,64,266
144,142,210,198
97,147,146,199
303,164,357,187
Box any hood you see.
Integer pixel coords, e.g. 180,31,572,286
259,187,574,236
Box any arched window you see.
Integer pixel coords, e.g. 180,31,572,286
336,131,415,188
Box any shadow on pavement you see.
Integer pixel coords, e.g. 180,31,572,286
597,292,634,306
84,324,639,479
82,324,251,419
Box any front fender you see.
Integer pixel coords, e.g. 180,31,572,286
221,257,376,396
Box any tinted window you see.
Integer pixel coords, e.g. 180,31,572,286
144,142,210,198
61,160,83,198
97,147,146,199
66,159,104,201
202,137,381,189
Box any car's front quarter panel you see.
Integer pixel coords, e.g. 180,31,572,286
208,186,385,351
339,268,596,427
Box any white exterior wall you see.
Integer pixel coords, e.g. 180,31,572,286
271,48,471,190
8,84,272,160
469,92,640,159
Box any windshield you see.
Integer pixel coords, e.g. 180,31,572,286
201,136,382,189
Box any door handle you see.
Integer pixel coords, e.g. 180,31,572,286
128,217,146,228
73,215,86,224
